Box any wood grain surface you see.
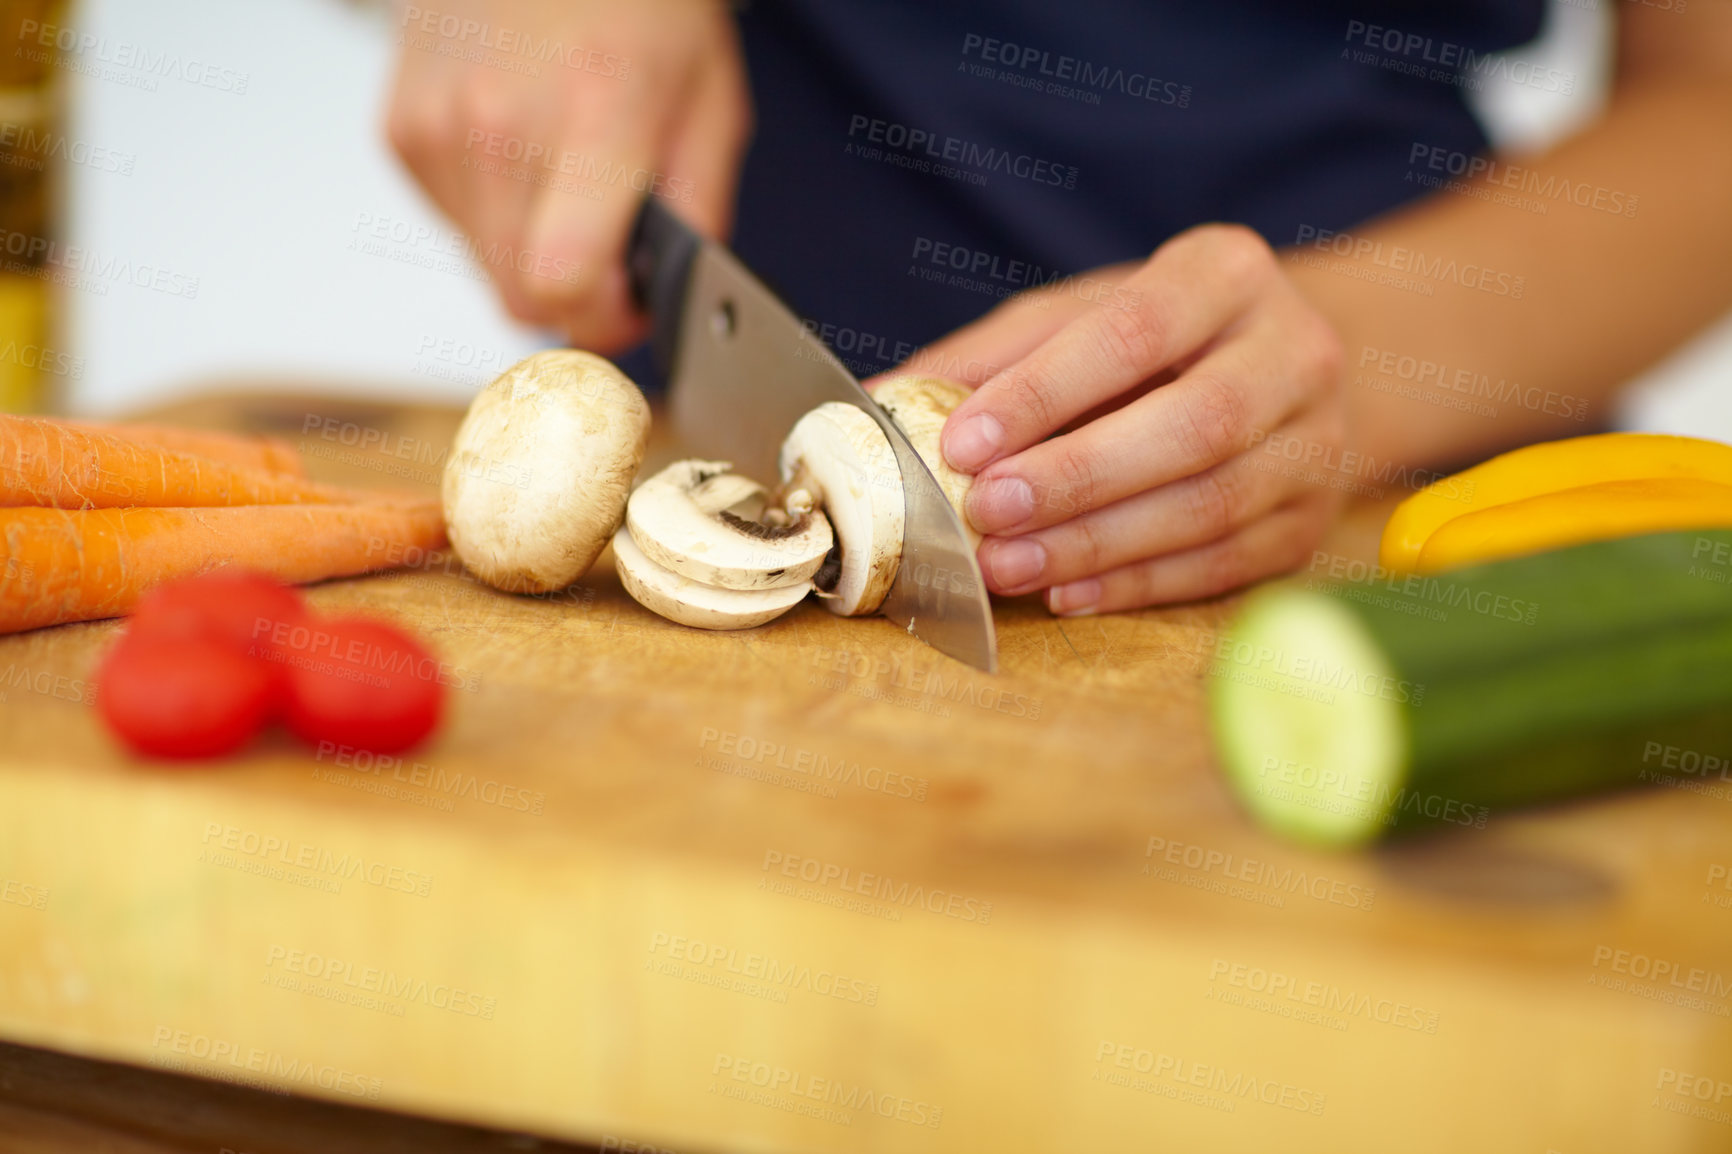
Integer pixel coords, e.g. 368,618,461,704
1,390,1729,1154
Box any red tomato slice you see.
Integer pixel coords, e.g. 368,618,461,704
282,617,444,754
96,634,275,759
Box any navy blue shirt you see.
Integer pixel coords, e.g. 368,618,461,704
629,1,1545,386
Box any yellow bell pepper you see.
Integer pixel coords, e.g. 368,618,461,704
1413,479,1732,573
1381,433,1732,573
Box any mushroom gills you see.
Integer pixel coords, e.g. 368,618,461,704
626,459,832,591
778,403,906,617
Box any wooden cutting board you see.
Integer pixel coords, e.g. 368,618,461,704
1,391,1729,1154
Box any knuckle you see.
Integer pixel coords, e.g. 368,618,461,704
1175,374,1251,465
386,105,442,160
1184,467,1241,536
457,81,523,143
1067,519,1110,575
1052,444,1103,508
1298,312,1346,385
1098,288,1169,373
1199,539,1256,599
995,369,1061,435
1199,223,1276,289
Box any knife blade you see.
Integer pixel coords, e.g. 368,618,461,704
627,197,998,673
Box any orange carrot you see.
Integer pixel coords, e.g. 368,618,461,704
0,415,360,509
60,419,306,477
0,501,448,633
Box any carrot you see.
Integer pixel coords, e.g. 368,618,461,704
0,501,448,633
60,419,306,477
0,415,358,509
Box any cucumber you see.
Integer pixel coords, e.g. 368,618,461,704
1209,530,1732,846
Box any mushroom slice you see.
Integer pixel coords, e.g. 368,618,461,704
627,459,833,591
779,403,905,617
612,527,809,630
871,375,980,550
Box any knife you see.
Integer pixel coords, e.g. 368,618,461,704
626,197,998,673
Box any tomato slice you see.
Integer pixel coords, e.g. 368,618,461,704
282,617,444,754
97,634,275,759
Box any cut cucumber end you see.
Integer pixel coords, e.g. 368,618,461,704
1207,587,1410,848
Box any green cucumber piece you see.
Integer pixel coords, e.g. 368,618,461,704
1209,529,1732,846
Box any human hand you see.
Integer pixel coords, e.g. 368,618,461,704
913,225,1348,615
384,0,749,351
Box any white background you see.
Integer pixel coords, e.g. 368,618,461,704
58,0,1732,434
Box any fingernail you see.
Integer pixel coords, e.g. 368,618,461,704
1049,578,1101,616
986,537,1046,590
943,413,1004,472
968,476,1034,532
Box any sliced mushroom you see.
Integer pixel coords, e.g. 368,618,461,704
778,402,905,616
611,527,810,630
872,375,979,550
443,350,650,594
626,459,833,590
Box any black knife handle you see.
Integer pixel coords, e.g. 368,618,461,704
627,196,700,376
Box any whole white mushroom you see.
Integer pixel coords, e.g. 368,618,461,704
442,350,650,594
